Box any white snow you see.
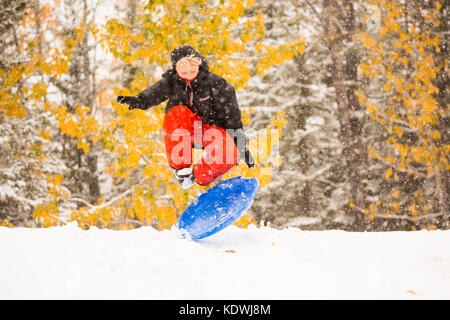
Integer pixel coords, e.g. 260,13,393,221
1,223,449,299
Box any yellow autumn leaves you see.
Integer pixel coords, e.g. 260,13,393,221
7,0,300,230
357,0,448,222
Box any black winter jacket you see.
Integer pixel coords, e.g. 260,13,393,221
135,46,243,130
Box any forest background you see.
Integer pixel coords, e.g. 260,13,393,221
0,0,448,232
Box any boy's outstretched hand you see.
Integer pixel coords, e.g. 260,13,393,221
116,95,144,110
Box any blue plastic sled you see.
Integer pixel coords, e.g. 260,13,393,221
176,176,259,240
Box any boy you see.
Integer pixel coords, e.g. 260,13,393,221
117,45,253,189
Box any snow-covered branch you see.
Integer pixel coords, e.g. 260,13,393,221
69,189,131,212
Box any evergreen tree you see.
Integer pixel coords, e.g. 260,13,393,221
240,0,360,229
358,0,449,229
0,0,65,226
48,0,101,206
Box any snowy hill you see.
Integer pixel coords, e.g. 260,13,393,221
1,223,449,299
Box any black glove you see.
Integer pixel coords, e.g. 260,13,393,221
116,95,145,110
233,128,255,168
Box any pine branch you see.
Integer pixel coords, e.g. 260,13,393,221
352,204,444,223
373,154,431,179
306,0,345,34
48,76,78,96
304,0,323,24
69,189,131,212
369,212,443,222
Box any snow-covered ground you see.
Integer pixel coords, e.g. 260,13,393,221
1,223,449,299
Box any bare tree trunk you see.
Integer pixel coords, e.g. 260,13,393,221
122,0,138,88
54,0,101,206
433,0,450,227
323,0,367,230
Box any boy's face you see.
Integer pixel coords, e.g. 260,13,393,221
176,62,199,81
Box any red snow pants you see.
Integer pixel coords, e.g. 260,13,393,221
163,105,239,186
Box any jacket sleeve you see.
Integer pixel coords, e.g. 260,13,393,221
211,78,243,129
135,76,170,110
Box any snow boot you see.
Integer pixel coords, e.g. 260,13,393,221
174,167,195,189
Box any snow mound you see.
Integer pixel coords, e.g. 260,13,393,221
1,223,449,299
